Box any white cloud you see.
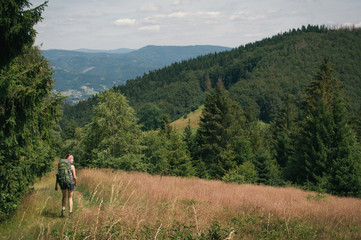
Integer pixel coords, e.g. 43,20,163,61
149,11,220,21
138,25,160,31
194,11,220,18
168,11,188,18
342,22,361,28
244,33,264,38
173,0,181,5
33,0,361,50
139,4,159,12
230,9,279,21
113,18,136,26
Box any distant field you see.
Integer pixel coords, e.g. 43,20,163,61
170,105,203,131
1,168,361,239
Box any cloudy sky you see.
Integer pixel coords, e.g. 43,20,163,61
31,0,361,50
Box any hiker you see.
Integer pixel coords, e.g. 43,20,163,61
55,154,77,218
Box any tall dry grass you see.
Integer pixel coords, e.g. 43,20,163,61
2,168,361,239
74,169,361,239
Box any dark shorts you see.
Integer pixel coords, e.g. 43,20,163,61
60,183,75,191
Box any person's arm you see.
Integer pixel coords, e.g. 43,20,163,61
71,165,77,186
55,177,58,191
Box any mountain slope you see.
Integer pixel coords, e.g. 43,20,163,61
64,26,361,127
43,45,231,103
115,26,361,122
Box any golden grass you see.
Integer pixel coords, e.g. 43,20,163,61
170,105,203,130
76,169,361,239
2,168,361,239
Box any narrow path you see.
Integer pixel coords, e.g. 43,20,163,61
0,171,90,239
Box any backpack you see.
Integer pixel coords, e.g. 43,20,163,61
56,159,74,186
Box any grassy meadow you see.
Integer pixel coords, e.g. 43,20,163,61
170,105,204,131
1,168,361,239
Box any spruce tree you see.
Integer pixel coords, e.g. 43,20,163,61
183,120,196,157
292,58,361,196
0,0,47,67
0,46,63,220
196,85,245,178
167,131,195,177
271,96,297,181
0,1,63,220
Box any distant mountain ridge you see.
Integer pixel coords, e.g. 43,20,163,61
62,26,361,129
43,45,231,103
74,48,134,54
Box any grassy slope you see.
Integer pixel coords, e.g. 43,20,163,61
170,105,203,131
1,168,361,239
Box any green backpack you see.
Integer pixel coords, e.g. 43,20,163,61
56,159,73,186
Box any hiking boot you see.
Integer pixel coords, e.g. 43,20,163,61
61,209,65,218
69,212,72,219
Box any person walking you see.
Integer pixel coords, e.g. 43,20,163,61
55,154,77,218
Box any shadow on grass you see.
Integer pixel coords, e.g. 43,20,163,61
41,209,60,219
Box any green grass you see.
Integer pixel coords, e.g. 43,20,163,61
170,105,204,131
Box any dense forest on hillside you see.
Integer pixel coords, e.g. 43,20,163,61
63,25,361,130
43,45,231,103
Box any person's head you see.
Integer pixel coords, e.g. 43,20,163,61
65,154,74,164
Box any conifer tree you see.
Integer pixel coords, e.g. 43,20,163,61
0,0,47,67
292,58,361,196
0,1,62,220
183,120,196,156
196,84,245,178
0,46,63,220
167,131,195,177
271,96,297,179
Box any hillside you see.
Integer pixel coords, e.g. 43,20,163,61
43,45,231,103
170,105,203,131
1,168,360,239
118,26,361,123
64,26,361,129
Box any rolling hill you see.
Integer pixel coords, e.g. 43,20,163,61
63,26,361,129
43,45,231,103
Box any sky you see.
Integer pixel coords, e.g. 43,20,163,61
31,0,361,50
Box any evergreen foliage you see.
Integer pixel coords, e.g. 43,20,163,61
270,96,297,179
0,1,62,220
65,26,361,132
0,0,47,67
196,85,247,178
0,46,63,220
291,59,361,196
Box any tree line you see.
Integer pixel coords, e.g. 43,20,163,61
63,58,361,198
62,25,361,135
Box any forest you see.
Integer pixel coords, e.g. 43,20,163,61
1,0,361,223
58,25,361,199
